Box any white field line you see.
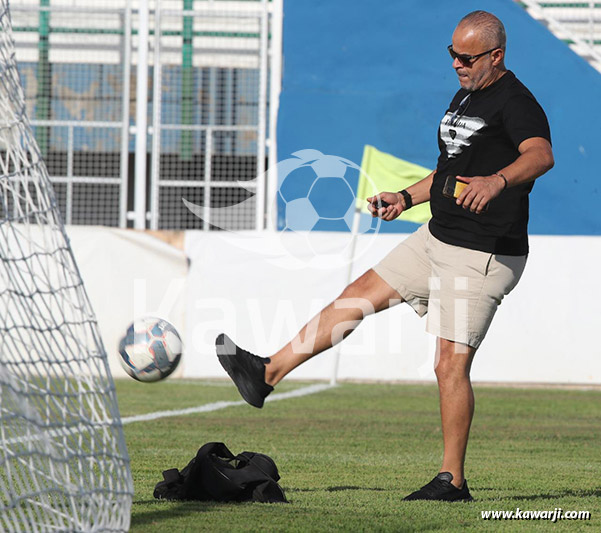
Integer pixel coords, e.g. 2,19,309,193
121,383,335,425
0,385,335,447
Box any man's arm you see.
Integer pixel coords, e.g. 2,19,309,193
367,169,435,221
455,137,554,214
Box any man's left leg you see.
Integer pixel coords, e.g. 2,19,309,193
435,338,476,489
404,338,476,502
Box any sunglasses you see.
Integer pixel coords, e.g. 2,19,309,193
447,44,498,65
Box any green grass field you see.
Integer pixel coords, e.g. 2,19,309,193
116,380,601,532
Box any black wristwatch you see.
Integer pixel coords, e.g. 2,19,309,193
399,189,413,210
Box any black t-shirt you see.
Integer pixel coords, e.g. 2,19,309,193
428,71,551,255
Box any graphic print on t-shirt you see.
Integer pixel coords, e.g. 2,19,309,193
440,113,487,157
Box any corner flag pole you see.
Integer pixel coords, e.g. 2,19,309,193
329,202,362,386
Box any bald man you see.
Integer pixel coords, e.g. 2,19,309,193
216,10,553,501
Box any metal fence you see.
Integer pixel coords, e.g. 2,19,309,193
150,2,269,230
12,3,131,226
519,0,601,72
11,0,277,229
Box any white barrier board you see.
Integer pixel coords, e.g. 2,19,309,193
68,227,601,384
183,230,601,385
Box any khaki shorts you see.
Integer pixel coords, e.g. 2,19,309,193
374,224,527,349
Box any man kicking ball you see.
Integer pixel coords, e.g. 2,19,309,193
216,10,553,502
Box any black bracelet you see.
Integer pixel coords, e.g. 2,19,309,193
398,189,413,210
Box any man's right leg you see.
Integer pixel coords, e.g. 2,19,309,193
218,225,432,407
265,268,402,386
216,268,403,407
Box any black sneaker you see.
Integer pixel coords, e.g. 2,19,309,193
215,333,274,408
403,472,474,502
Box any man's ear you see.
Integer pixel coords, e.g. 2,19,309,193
491,48,505,66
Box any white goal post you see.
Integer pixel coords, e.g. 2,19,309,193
0,1,133,531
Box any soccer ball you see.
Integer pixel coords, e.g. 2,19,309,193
118,317,183,382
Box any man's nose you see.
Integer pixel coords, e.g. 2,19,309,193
452,57,463,69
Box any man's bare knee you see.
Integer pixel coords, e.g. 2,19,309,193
435,339,476,382
339,269,401,312
340,270,375,298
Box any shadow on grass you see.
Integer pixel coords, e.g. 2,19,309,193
473,488,601,501
131,498,287,528
130,501,211,528
286,485,387,493
511,489,601,501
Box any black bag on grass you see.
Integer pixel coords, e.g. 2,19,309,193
153,442,287,503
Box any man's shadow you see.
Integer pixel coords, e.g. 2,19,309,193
474,488,601,501
131,485,387,525
286,485,387,493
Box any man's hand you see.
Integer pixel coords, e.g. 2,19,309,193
366,191,405,221
454,174,506,215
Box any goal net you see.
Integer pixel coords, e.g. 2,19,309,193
0,1,133,531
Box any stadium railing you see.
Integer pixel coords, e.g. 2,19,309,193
10,0,278,231
519,0,601,71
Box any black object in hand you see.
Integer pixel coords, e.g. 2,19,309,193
371,199,391,209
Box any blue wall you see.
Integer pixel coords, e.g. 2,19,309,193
277,0,601,235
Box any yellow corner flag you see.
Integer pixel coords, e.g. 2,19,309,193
356,145,432,224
